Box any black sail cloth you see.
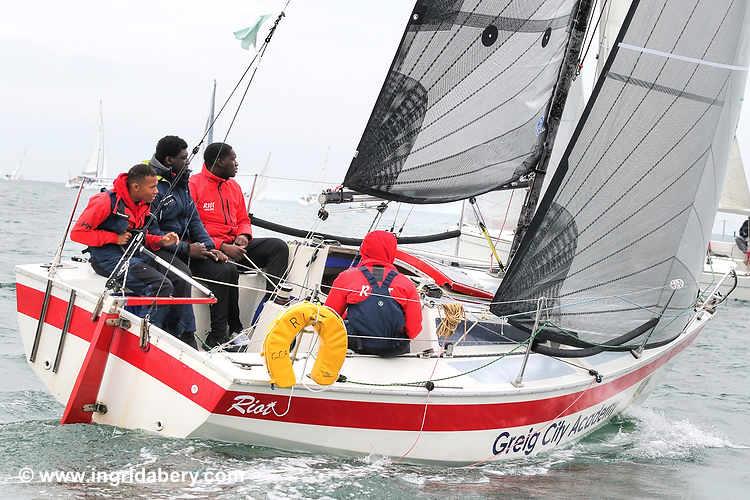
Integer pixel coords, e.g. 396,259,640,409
344,0,579,203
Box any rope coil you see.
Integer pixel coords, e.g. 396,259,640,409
437,303,465,337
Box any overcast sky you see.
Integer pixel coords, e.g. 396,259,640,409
0,0,413,192
2,0,750,231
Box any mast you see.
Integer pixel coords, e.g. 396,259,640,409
95,100,105,178
508,0,596,261
205,79,217,144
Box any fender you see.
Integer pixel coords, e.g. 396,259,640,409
263,302,348,388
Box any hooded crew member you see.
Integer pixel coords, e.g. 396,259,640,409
325,230,422,356
70,163,198,348
149,135,242,348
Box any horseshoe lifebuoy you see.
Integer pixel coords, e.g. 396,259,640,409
262,302,347,388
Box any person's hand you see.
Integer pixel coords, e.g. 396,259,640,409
116,232,132,245
188,242,213,260
209,249,229,262
221,242,246,261
234,234,250,248
160,232,179,247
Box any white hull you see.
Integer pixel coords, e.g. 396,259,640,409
65,177,110,191
15,253,714,464
702,240,750,300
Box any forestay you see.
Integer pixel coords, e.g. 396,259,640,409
344,0,579,204
493,0,750,344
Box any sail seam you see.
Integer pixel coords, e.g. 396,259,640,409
606,73,724,105
409,12,571,33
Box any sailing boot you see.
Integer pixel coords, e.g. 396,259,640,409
179,331,198,350
205,328,230,349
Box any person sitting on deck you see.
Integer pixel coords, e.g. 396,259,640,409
189,142,289,303
737,219,749,254
324,230,422,357
70,163,198,348
148,135,245,349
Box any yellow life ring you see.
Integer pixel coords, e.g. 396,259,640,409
262,302,347,388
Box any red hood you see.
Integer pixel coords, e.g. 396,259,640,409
112,172,149,217
359,230,397,267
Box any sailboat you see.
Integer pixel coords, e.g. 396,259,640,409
65,101,109,190
2,149,26,181
701,138,750,299
15,0,748,464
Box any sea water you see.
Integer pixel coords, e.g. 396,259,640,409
0,181,747,499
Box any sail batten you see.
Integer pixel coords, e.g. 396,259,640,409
493,0,750,344
344,0,580,204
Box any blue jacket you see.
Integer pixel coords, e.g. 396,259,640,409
149,156,214,258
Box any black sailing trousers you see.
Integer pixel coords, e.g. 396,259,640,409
243,237,290,293
189,256,242,338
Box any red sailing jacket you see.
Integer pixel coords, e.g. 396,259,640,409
325,231,423,339
189,165,252,249
70,173,162,250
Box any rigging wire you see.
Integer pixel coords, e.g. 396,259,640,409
389,203,402,232
146,11,290,310
102,3,293,315
396,205,416,237
577,0,608,75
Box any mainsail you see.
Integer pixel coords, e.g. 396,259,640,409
343,0,581,203
82,100,106,179
493,0,750,345
717,138,750,216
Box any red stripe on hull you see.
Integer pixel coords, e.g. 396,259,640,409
17,283,227,412
210,327,697,431
16,282,699,432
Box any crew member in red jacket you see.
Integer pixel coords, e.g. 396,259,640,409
325,230,422,356
70,163,198,348
189,142,289,299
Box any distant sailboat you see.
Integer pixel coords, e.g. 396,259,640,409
702,138,750,299
66,101,108,190
2,149,26,181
